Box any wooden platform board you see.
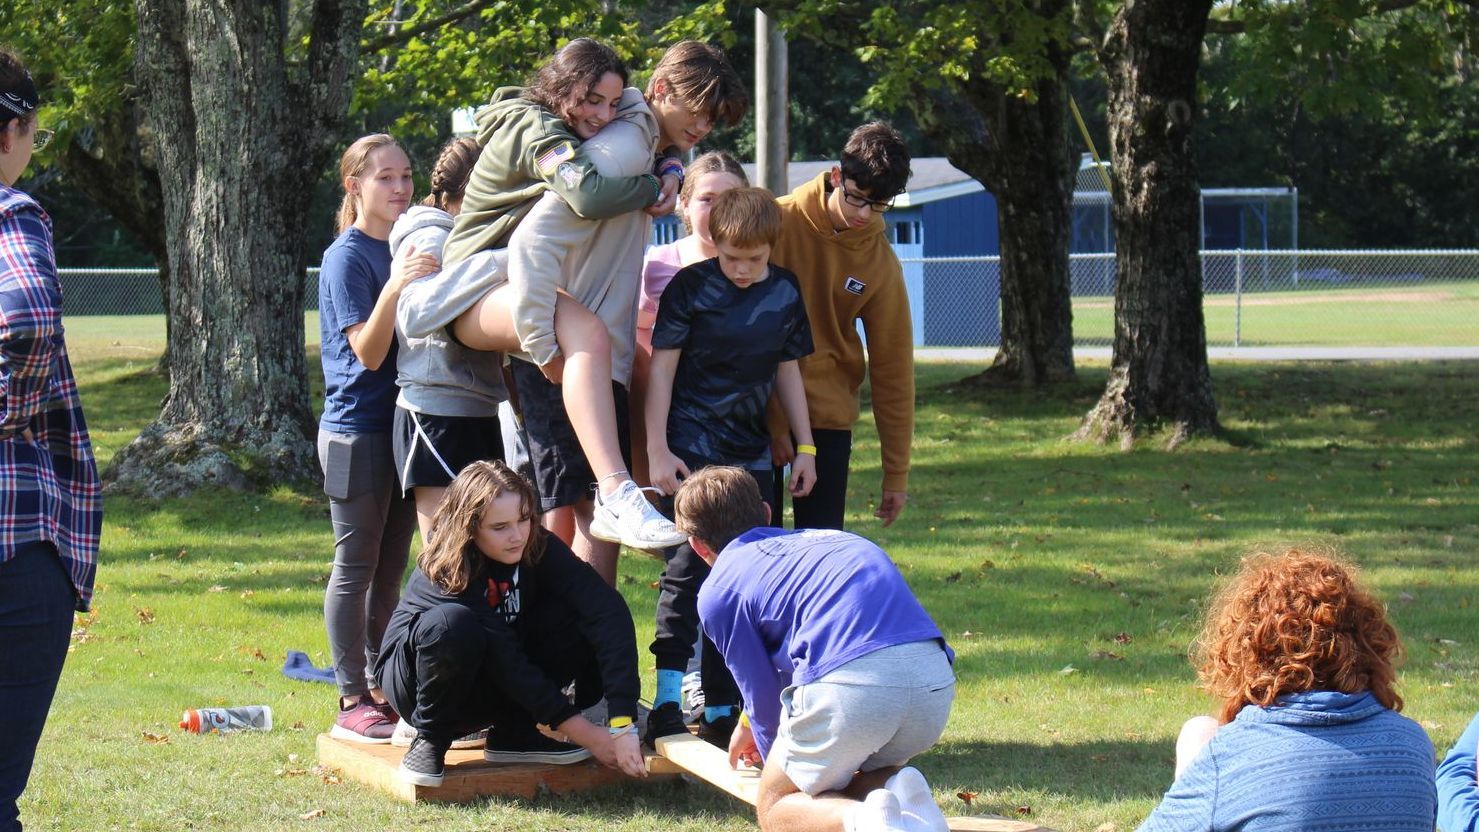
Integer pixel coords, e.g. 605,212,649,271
316,733,681,804
652,733,1055,832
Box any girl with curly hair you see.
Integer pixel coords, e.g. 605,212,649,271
1137,548,1436,831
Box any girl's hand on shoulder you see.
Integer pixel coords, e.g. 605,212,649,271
390,245,440,292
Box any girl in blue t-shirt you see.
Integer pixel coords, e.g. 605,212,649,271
317,133,437,744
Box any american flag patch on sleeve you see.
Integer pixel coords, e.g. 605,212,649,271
536,142,576,175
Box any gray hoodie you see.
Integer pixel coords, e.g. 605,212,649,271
389,205,507,416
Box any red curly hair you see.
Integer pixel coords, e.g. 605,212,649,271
1195,547,1404,724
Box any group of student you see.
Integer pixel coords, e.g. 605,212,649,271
310,36,939,832
5,38,1479,832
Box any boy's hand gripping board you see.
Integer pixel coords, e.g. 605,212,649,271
652,733,1055,831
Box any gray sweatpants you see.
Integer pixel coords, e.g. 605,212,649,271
318,429,416,697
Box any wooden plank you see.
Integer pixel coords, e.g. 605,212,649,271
650,734,1055,831
653,733,762,805
315,733,675,804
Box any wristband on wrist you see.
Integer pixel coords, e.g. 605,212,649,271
609,723,636,737
738,711,750,728
608,716,633,729
795,443,817,456
658,158,685,182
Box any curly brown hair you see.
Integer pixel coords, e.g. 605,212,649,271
840,121,911,202
417,460,545,595
646,41,748,129
1196,547,1404,724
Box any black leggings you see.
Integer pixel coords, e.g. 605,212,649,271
770,428,852,531
377,602,600,745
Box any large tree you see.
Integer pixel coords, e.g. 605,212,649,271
1070,0,1218,446
769,2,1080,385
106,0,368,494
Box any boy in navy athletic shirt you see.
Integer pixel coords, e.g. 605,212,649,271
642,187,816,747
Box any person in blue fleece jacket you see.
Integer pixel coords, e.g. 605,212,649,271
1438,710,1479,832
1137,548,1435,832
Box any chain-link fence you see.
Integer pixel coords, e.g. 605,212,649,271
901,249,1479,348
61,250,1479,349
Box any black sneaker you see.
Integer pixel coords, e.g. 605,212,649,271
696,711,738,749
397,736,448,787
642,701,690,747
483,723,592,765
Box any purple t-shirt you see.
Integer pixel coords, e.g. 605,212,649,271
318,227,397,433
698,527,953,759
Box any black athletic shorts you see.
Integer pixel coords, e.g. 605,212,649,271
506,359,631,512
392,407,504,494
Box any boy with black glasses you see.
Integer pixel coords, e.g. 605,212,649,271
766,122,914,532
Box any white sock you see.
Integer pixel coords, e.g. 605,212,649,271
846,789,907,832
884,767,949,832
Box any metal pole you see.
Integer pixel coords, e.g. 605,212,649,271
1234,248,1244,348
755,9,789,197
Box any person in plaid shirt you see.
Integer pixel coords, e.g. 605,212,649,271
0,48,102,832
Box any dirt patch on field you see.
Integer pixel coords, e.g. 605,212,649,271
1076,290,1455,310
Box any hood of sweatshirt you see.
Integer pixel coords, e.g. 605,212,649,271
785,171,888,252
1235,690,1387,727
388,205,453,256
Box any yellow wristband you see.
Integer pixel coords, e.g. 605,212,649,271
795,444,817,456
738,711,750,728
608,716,633,729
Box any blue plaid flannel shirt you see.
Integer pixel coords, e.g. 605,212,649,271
0,185,101,611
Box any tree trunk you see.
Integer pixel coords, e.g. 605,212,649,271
1074,0,1219,448
913,69,1077,386
108,0,363,495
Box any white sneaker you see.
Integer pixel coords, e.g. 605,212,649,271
681,670,705,722
589,479,687,551
884,767,949,832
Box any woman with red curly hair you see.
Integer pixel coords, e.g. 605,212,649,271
1137,548,1436,831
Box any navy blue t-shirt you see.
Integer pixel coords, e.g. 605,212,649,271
652,258,812,467
318,227,397,433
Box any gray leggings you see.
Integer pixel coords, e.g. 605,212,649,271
318,429,417,697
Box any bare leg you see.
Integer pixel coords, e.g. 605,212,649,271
454,287,631,496
412,485,448,543
543,506,576,548
756,758,895,832
628,332,653,488
1175,715,1219,778
571,497,619,586
451,283,523,352
550,294,629,495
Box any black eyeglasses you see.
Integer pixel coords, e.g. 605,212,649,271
839,178,895,213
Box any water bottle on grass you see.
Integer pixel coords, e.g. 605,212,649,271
179,705,273,733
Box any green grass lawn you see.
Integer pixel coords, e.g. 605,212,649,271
1070,280,1479,346
23,350,1479,831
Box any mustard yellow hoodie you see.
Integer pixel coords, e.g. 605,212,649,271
767,172,914,492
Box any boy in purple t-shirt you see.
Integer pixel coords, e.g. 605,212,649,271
674,466,956,832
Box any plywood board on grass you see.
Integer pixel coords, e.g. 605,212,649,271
316,733,680,804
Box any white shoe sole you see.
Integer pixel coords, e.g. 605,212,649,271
397,763,444,787
588,514,686,552
483,747,593,765
329,724,393,744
